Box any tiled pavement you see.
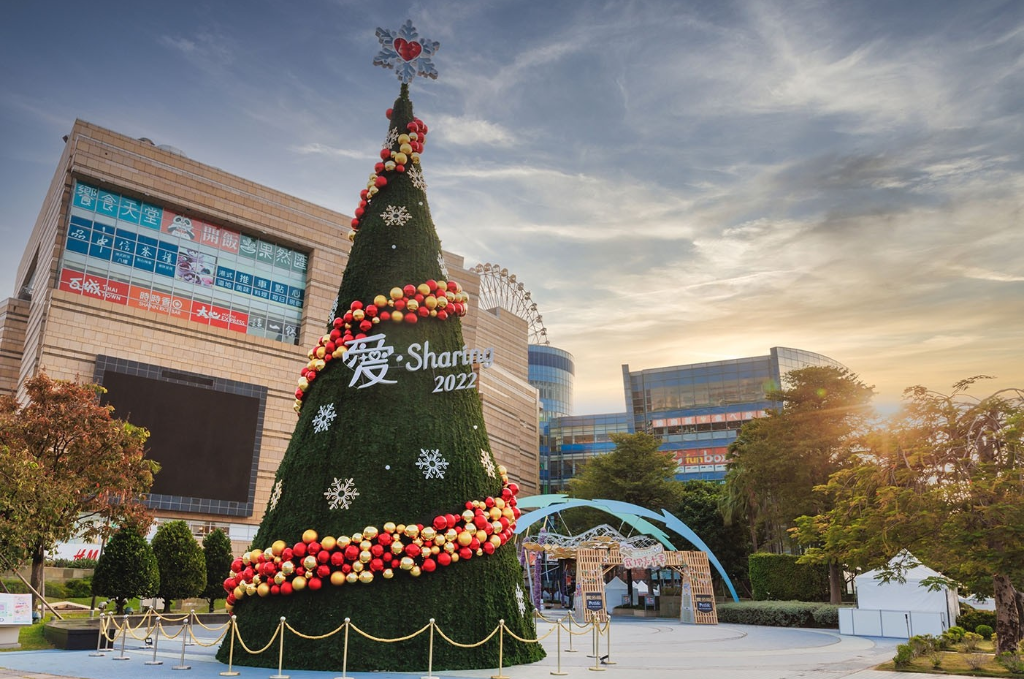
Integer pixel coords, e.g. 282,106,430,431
0,616,951,679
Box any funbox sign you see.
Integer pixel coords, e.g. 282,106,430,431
343,333,494,392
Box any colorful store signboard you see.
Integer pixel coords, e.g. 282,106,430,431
58,181,307,344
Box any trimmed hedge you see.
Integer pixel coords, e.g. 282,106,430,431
717,600,841,628
957,606,997,634
748,553,829,602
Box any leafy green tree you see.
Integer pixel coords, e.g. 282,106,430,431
673,481,752,597
151,520,205,613
797,379,1024,653
91,526,159,614
201,529,233,612
219,82,543,672
722,366,874,602
0,373,158,607
568,432,679,509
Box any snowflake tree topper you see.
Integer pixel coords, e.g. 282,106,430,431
373,20,440,84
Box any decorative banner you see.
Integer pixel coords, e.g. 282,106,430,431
620,543,667,570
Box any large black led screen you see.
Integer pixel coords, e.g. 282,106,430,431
100,370,259,505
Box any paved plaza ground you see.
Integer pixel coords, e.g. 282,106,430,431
0,614,951,679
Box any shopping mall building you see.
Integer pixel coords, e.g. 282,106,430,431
0,120,540,553
539,347,847,491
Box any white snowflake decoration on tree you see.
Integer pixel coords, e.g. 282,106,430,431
515,584,527,616
324,477,359,510
312,403,337,434
269,480,282,511
437,252,449,279
416,449,449,479
480,449,496,478
373,20,440,84
408,165,427,190
383,127,399,150
381,205,412,227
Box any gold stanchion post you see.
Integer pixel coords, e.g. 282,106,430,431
333,618,350,679
550,620,568,676
269,617,289,679
604,617,616,665
219,616,240,676
565,612,577,652
145,621,163,665
490,619,509,679
422,618,438,679
588,621,605,672
172,613,191,670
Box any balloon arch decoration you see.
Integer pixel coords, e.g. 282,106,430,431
513,495,740,623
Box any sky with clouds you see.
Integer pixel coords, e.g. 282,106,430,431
1,0,1022,414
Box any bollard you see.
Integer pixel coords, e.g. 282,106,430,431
269,617,289,679
587,621,605,672
186,610,195,646
90,613,109,656
219,616,240,676
422,618,438,679
490,619,509,679
113,615,131,661
172,614,191,670
549,620,568,676
145,622,163,665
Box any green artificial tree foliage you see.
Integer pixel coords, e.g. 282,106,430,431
219,84,543,672
92,526,159,614
202,529,234,612
151,520,206,613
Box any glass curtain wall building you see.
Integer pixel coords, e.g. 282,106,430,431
528,345,575,492
539,346,847,489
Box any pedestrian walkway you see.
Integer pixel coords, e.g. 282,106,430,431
0,616,949,679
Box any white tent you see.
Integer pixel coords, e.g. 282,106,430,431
839,554,959,638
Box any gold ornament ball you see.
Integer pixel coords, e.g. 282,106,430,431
245,583,257,597
444,542,456,554
351,532,363,543
338,536,352,549
352,309,365,322
404,524,420,539
257,583,271,598
321,536,337,551
444,529,457,542
397,133,411,144
303,530,319,544
383,569,394,580
359,550,372,564
330,571,346,586
420,526,436,542
488,507,502,520
399,143,413,155
352,562,364,573
359,540,371,551
358,571,374,584
494,498,506,509
315,346,325,359
250,549,263,563
383,521,397,534
461,510,474,523
346,572,358,584
395,524,406,535
457,531,473,547
292,576,307,591
252,574,262,585
348,231,355,242
400,556,414,571
390,287,404,300
242,551,252,565
363,526,379,540
391,542,405,555
431,545,440,555
497,465,508,475
303,555,317,571
374,295,388,308
391,312,405,323
489,535,502,547
274,572,286,586
406,299,419,312
384,160,396,172
272,540,287,556
450,553,459,563
410,566,422,577
233,585,245,600
282,561,295,575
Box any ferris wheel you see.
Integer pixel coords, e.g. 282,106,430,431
471,263,549,345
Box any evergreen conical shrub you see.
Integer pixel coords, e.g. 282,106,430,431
218,84,543,672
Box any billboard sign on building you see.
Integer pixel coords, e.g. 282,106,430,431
59,180,307,344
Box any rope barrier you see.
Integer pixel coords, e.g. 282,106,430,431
188,624,230,647
284,621,348,641
433,623,500,649
503,622,557,644
347,621,432,644
157,621,188,641
233,621,282,655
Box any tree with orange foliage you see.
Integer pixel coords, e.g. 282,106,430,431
0,373,158,606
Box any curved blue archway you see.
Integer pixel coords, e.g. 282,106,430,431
515,495,740,602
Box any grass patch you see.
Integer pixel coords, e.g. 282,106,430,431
880,650,1017,677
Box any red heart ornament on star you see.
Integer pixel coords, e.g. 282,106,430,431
394,38,422,62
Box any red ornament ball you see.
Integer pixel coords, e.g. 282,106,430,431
386,108,393,119
281,582,293,596
308,577,322,591
374,176,388,188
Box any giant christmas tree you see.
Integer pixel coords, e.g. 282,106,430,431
217,22,545,672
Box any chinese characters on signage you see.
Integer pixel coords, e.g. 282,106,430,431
61,181,308,344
